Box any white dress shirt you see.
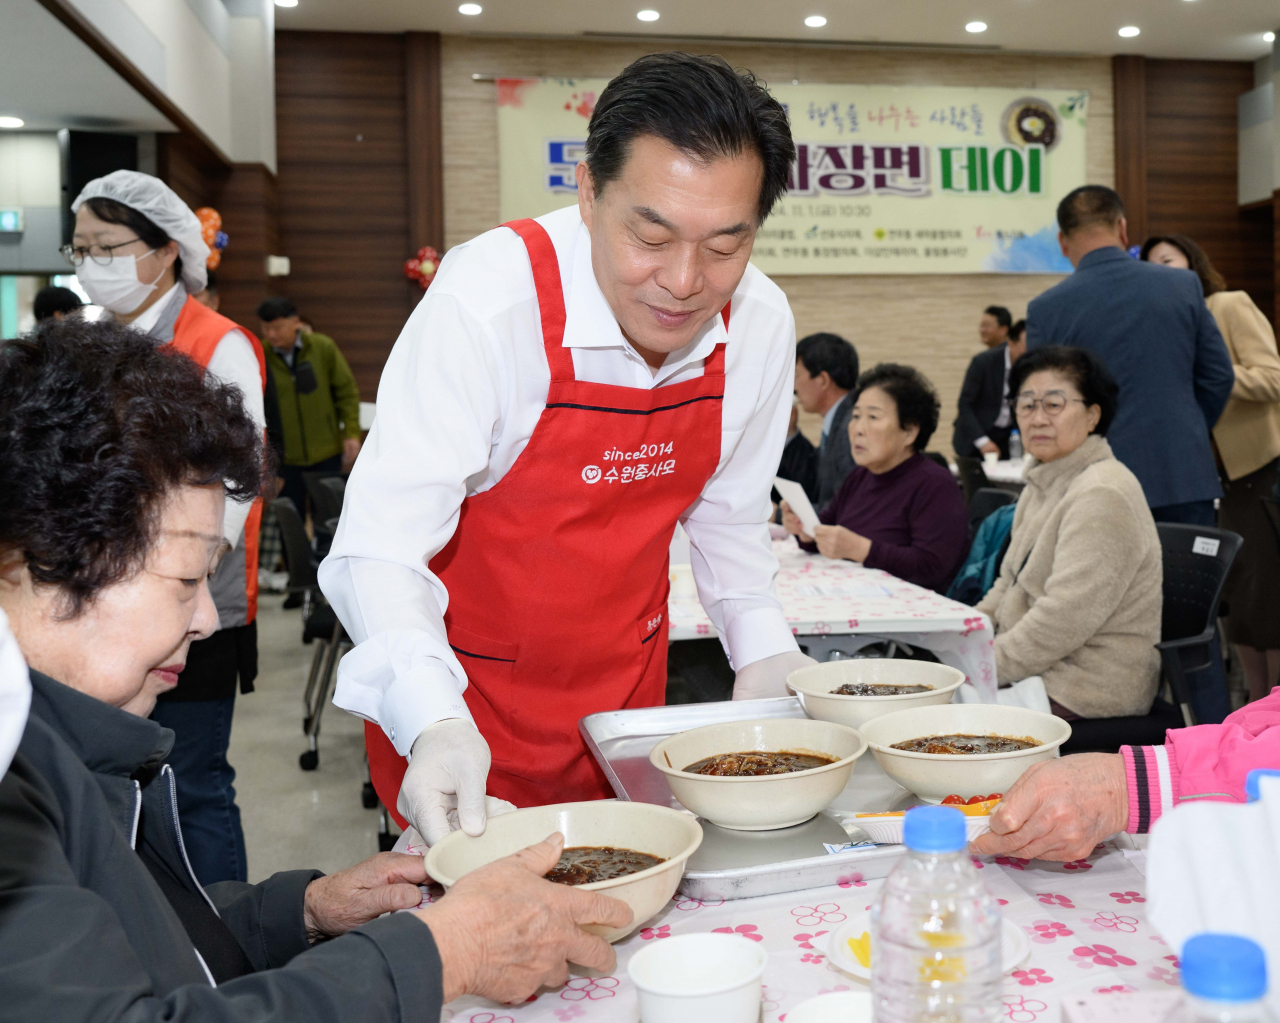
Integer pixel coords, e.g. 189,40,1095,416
320,205,800,755
132,284,266,547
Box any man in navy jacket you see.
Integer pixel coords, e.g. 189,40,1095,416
1026,185,1233,525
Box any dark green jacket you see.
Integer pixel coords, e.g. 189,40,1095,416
264,331,362,467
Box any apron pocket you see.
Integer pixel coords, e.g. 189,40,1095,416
637,598,668,646
447,623,519,668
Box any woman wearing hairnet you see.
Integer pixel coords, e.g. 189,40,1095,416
65,170,267,885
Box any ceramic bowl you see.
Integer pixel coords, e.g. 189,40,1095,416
856,703,1071,803
424,800,703,942
649,717,867,831
786,659,967,729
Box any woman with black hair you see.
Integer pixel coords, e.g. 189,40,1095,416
976,345,1162,720
66,169,268,884
781,363,969,592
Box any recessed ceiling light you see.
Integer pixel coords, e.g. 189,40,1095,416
0,116,24,129
273,0,297,7
1118,25,1140,37
458,2,481,13
965,21,987,33
805,15,827,28
637,9,659,21
1266,31,1276,42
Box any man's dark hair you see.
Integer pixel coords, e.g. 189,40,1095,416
584,52,795,223
0,319,263,617
33,286,83,322
257,296,298,322
1007,344,1119,437
1056,185,1125,236
984,306,1012,331
853,363,941,452
796,332,859,391
1140,233,1225,297
1009,319,1027,341
82,196,183,287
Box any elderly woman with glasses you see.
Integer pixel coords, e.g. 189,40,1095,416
0,322,628,1022
975,345,1162,720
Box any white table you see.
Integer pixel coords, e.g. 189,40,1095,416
982,458,1028,487
668,539,997,700
440,840,1171,1023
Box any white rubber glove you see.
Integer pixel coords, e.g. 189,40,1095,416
732,650,818,701
397,718,494,846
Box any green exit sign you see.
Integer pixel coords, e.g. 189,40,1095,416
0,209,22,233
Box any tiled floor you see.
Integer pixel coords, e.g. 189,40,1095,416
230,597,391,882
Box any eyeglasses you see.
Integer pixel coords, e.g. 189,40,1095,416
1015,394,1087,417
59,237,145,267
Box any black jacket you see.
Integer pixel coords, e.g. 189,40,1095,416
816,391,856,511
0,670,444,1022
775,430,819,505
952,344,1011,458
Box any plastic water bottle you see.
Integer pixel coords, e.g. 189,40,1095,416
1008,430,1023,460
872,806,1002,1023
1181,934,1275,1023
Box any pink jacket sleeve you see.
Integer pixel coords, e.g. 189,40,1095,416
1119,690,1280,832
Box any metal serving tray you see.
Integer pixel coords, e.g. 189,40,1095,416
579,697,917,901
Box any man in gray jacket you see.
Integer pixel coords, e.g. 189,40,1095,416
794,332,860,510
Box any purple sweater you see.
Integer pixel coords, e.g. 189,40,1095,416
799,453,969,592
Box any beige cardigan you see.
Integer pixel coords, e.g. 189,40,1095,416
975,435,1162,718
1207,290,1280,481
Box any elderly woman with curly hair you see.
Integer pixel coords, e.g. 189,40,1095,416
977,345,1162,720
782,363,969,591
0,320,628,1021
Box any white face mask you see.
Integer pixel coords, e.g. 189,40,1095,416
76,251,166,314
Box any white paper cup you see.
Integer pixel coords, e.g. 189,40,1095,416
628,932,767,1023
983,451,1000,465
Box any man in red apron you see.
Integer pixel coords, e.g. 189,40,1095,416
322,52,815,845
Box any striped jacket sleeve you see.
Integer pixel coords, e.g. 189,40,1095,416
1120,689,1280,832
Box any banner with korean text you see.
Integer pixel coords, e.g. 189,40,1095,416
496,77,1088,274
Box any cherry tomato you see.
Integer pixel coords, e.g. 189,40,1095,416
966,795,988,805
941,794,966,805
987,794,1002,802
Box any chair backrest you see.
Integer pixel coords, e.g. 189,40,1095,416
320,476,346,506
270,497,318,590
923,451,950,470
954,455,990,506
967,487,1017,539
1156,523,1243,643
302,473,344,525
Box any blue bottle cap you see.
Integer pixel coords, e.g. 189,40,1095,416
903,805,967,853
1245,769,1280,803
1182,934,1267,1002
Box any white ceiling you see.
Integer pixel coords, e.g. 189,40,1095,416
0,0,175,133
277,0,1278,63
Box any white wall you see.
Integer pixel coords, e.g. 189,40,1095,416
62,0,275,168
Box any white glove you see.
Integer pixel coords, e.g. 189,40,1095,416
398,718,496,846
731,650,818,701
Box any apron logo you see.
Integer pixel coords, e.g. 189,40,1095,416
581,465,602,484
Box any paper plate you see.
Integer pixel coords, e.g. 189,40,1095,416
827,909,1031,981
786,991,873,1023
854,813,992,845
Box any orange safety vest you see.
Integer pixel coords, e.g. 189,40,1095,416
166,295,268,624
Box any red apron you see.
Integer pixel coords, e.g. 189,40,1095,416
367,217,729,825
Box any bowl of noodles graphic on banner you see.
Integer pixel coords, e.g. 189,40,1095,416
1001,97,1061,151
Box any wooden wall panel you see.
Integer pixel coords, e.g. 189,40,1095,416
1112,55,1148,244
439,36,1114,451
215,164,279,332
275,31,416,399
406,32,444,253
1144,59,1273,319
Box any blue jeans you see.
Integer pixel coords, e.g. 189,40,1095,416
150,695,247,885
1150,500,1230,724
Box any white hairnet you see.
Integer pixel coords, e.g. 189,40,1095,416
72,170,210,294
0,608,31,777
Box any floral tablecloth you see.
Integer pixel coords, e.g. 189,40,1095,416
669,539,997,699
441,841,1175,1023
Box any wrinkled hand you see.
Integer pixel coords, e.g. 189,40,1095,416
978,440,1000,456
415,833,633,1003
780,501,811,542
971,753,1129,862
813,524,871,562
303,852,427,942
733,650,817,701
342,437,362,473
399,719,493,846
